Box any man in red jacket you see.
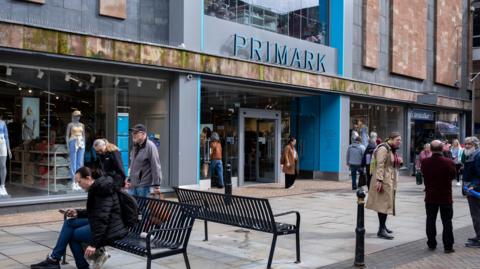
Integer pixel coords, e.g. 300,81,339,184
421,140,457,253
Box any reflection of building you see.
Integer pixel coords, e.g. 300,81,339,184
0,0,472,208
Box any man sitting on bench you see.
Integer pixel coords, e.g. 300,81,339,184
30,167,128,269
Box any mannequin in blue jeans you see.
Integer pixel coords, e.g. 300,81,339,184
66,110,85,191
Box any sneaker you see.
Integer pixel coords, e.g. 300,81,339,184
0,186,6,196
456,182,461,186
30,256,60,269
468,237,479,242
91,248,110,269
287,185,295,190
465,241,480,248
444,248,455,254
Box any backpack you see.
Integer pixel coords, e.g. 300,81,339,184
117,190,139,228
369,143,390,176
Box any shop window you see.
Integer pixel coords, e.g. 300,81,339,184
204,0,329,45
0,65,169,200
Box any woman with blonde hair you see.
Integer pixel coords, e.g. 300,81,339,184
93,138,126,189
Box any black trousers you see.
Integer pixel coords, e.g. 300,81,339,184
455,164,462,182
425,203,454,249
366,165,372,191
285,173,296,189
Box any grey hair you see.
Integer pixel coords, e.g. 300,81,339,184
369,131,378,144
93,139,106,149
465,136,480,148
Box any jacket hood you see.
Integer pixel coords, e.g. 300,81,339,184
90,176,115,196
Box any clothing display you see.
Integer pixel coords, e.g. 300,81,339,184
22,113,36,141
0,120,10,196
66,112,85,187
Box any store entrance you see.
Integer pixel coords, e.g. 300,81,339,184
239,109,281,185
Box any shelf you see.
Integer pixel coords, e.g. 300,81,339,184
10,160,22,164
34,174,71,180
9,182,68,193
29,150,69,155
10,171,23,175
31,162,70,167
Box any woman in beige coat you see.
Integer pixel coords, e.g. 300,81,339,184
366,132,403,240
282,136,298,189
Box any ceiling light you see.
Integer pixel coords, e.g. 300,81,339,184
0,78,16,86
78,81,83,87
5,66,12,76
114,78,120,86
28,89,32,93
37,69,44,79
18,87,22,91
156,82,162,90
55,96,59,100
137,79,142,87
65,73,71,81
90,75,96,83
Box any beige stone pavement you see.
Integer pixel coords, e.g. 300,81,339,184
0,177,477,269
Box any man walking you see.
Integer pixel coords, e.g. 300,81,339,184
420,140,456,253
347,136,365,190
127,124,163,197
210,132,224,188
462,136,480,248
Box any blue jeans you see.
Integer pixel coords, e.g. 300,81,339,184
350,165,363,189
69,139,85,181
51,218,91,269
128,186,151,197
210,160,224,187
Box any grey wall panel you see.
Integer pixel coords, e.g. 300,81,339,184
0,0,169,45
203,16,338,75
351,0,469,100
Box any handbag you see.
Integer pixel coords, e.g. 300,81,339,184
358,173,367,187
415,170,423,185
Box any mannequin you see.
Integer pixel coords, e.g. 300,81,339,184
0,114,11,196
22,106,36,144
66,111,85,191
358,120,369,147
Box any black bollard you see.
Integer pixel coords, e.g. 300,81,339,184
225,162,232,204
354,189,366,267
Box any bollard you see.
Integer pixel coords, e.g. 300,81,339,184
225,162,232,204
354,189,366,267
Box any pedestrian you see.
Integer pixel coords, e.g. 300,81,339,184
416,143,432,171
420,140,456,253
462,136,480,248
282,136,298,189
443,140,453,159
450,139,463,186
366,132,403,240
347,136,366,190
30,167,127,269
210,132,224,188
93,138,126,190
362,132,378,190
128,124,163,197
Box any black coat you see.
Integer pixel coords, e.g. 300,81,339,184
97,150,126,190
362,142,376,167
77,176,128,248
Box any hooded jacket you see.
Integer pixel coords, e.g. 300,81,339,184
77,176,128,248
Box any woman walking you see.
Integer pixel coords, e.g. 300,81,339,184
282,136,298,189
450,139,463,186
93,139,126,190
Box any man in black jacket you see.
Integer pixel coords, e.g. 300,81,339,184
30,167,128,269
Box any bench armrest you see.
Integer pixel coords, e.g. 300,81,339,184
274,211,301,228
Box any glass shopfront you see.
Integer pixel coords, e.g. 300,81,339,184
0,64,169,199
200,82,308,185
204,0,329,45
350,101,405,156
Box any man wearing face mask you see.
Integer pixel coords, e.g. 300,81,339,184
462,136,480,248
127,124,162,197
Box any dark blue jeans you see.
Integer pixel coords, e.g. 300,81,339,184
128,186,151,197
210,160,224,187
51,218,91,269
350,165,363,189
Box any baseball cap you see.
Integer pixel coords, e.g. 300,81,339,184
129,124,147,133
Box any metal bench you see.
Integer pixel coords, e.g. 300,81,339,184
174,187,300,269
112,196,199,269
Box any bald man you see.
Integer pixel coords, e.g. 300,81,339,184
421,140,457,253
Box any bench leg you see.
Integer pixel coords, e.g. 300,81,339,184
295,229,301,263
204,220,208,241
146,257,152,269
267,234,277,269
183,252,191,269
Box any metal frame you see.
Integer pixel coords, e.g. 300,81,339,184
238,108,281,186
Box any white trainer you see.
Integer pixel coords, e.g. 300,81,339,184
456,182,461,186
0,185,6,196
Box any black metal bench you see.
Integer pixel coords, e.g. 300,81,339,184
112,196,199,269
174,187,300,269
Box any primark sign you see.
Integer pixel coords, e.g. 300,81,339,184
233,34,327,73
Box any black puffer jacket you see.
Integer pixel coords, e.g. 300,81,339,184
77,176,128,248
97,150,126,190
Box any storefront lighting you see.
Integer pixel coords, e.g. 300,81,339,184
78,81,83,87
55,96,60,100
137,79,142,87
114,78,120,86
36,69,44,79
81,101,89,104
18,87,22,91
5,66,12,76
156,82,162,90
28,89,32,93
90,75,96,83
65,73,71,81
0,78,16,86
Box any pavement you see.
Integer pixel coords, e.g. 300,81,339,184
0,176,478,269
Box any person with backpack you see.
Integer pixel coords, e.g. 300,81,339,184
30,167,128,269
366,132,403,240
462,136,480,248
93,138,126,190
362,132,378,190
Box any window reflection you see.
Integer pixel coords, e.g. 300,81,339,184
204,0,329,45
